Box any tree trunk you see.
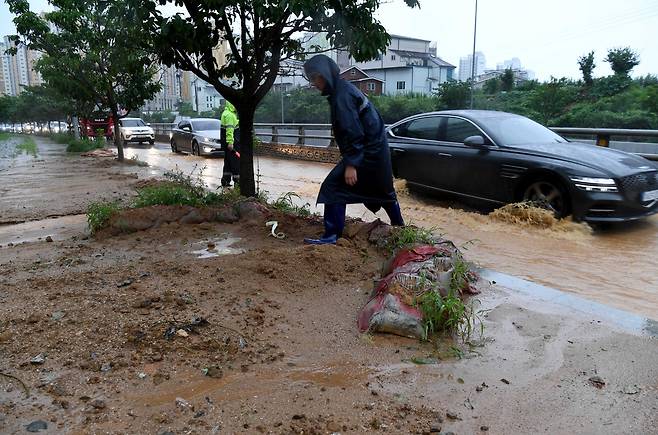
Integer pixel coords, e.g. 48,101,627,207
237,105,256,197
111,109,124,161
72,116,80,139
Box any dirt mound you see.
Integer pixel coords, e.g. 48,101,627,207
489,202,592,234
81,148,116,158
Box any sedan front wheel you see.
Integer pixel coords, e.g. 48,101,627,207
522,180,570,218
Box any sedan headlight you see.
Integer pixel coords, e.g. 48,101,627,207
570,176,618,193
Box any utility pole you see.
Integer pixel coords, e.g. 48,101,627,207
280,75,285,124
193,77,199,115
470,0,478,110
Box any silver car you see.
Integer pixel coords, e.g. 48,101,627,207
170,118,223,157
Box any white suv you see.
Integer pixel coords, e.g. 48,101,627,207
118,118,155,146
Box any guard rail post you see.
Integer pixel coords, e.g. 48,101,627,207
271,125,278,145
297,126,305,146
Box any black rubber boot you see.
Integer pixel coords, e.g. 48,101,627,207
304,203,346,245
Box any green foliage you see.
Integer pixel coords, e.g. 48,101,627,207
51,132,73,144
15,137,37,156
605,47,640,76
416,289,467,340
66,137,104,153
483,77,501,94
87,201,122,234
500,68,515,92
136,0,420,197
271,192,311,217
370,94,439,124
436,80,471,110
528,78,579,124
7,0,162,161
133,184,205,208
578,51,595,85
0,132,11,142
590,74,632,99
386,225,438,252
642,86,658,114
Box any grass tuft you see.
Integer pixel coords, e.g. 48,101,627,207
386,225,440,252
51,132,73,144
15,137,37,156
87,201,122,234
66,137,104,153
271,192,311,217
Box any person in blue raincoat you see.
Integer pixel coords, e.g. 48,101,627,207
303,54,404,245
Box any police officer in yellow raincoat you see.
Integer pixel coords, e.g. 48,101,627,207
220,101,240,187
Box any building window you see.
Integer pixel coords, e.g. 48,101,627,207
367,83,376,91
391,55,396,60
350,70,356,76
396,81,406,90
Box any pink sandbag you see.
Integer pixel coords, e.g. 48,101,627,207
358,245,443,338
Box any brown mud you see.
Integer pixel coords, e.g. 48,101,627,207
1,137,657,434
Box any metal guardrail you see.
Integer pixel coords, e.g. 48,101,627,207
150,122,658,160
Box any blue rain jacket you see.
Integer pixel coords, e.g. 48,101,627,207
303,55,397,206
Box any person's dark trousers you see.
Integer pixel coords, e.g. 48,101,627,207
383,201,405,226
365,201,405,226
304,203,346,245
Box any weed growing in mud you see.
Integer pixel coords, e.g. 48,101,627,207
15,137,37,156
271,192,311,217
133,184,206,208
87,201,123,234
50,132,72,144
66,137,103,153
386,225,439,252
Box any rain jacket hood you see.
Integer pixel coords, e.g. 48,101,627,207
224,101,237,114
303,54,340,96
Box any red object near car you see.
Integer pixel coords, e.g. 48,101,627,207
79,113,114,139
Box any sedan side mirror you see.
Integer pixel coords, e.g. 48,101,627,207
147,123,151,126
464,135,486,147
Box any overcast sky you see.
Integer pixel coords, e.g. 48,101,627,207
2,0,657,81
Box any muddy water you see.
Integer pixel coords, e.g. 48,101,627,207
0,214,87,246
102,143,658,319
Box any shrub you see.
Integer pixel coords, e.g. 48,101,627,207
87,201,122,233
66,137,104,153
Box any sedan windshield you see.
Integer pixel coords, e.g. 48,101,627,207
192,120,220,131
121,119,146,127
479,115,568,146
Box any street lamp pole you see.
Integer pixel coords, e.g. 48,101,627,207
193,77,200,115
280,75,285,124
470,0,478,109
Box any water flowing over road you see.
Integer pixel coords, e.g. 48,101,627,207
114,142,658,320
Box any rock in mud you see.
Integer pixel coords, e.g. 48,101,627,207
45,235,53,242
215,207,239,223
180,209,205,225
588,376,606,389
235,200,269,222
25,420,48,432
90,399,106,409
30,354,46,365
175,397,192,411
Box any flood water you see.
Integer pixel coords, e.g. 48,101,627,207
46,141,658,320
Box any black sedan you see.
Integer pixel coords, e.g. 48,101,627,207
170,118,223,157
388,110,658,222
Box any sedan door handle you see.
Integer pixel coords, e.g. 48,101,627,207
391,148,406,154
437,152,452,157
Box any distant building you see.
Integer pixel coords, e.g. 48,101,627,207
339,66,384,96
347,34,455,96
458,51,486,82
0,36,45,96
496,57,522,71
473,68,533,89
142,65,183,113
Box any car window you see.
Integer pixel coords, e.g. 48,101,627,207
191,120,220,131
394,117,440,141
121,119,145,127
442,118,484,143
178,121,190,130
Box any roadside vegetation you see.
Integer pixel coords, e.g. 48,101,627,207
15,136,37,156
65,136,105,153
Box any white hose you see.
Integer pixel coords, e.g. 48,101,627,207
266,221,286,239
